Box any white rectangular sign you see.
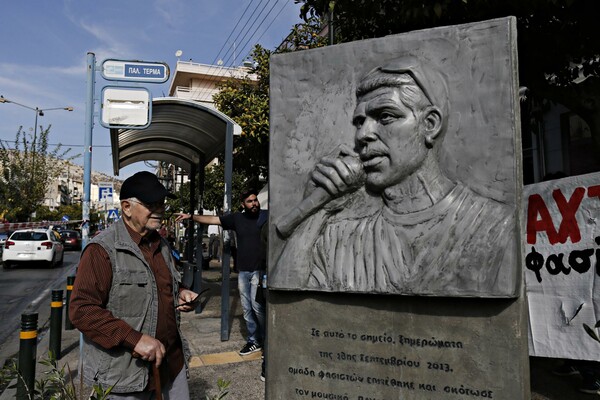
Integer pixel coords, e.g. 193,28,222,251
525,171,600,360
101,87,151,128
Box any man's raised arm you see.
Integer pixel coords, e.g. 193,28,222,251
174,213,221,226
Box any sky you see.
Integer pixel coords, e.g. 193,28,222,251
0,0,303,179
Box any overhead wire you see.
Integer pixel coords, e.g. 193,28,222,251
221,0,272,66
0,139,111,148
187,0,274,101
227,0,283,66
191,0,287,102
253,0,291,45
209,0,258,66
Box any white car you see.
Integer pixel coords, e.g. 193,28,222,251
2,228,64,269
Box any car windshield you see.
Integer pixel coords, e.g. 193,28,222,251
11,232,48,241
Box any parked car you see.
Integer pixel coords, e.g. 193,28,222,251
2,228,64,269
60,229,82,251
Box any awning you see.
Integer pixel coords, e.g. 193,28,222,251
109,97,241,176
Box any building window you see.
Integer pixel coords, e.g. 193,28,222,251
560,111,600,177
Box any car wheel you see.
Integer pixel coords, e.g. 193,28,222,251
2,262,11,269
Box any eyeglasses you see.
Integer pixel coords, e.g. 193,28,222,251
128,199,167,211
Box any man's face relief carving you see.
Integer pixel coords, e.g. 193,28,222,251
353,86,428,192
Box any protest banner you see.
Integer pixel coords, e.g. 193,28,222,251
525,171,600,360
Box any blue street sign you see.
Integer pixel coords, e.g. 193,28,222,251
98,183,114,202
62,215,70,222
107,209,119,220
101,59,170,83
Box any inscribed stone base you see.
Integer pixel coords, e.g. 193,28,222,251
266,291,530,400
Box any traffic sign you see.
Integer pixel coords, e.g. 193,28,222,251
98,182,114,203
61,215,70,222
101,59,170,83
107,209,119,220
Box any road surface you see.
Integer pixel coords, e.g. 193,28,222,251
0,251,79,364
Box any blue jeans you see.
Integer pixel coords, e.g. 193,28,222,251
238,270,265,344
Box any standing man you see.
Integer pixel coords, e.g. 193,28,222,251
70,171,198,399
176,188,267,356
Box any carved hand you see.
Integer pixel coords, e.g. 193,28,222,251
275,145,365,239
308,144,365,199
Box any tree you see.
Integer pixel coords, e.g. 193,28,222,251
213,45,271,184
212,17,328,183
202,163,247,213
169,165,247,215
296,0,600,148
0,125,72,221
34,203,85,223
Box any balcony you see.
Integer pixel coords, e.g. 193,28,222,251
173,86,218,107
169,60,257,98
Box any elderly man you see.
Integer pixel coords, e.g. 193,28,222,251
70,171,198,399
272,58,517,297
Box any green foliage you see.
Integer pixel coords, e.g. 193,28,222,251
0,354,113,400
35,355,78,399
206,378,230,400
33,204,83,223
170,165,247,214
203,163,247,213
212,17,328,184
0,125,74,222
0,360,17,388
277,16,328,52
296,0,600,89
87,383,115,400
213,45,271,184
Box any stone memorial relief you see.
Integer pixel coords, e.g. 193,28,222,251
269,17,522,298
267,17,528,400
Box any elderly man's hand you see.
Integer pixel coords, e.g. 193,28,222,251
176,288,199,312
133,334,166,367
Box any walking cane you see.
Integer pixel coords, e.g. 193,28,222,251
133,352,163,400
153,363,163,400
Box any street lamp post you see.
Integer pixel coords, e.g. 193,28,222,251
0,95,73,219
0,96,73,147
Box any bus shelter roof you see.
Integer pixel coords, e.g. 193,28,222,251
109,97,240,176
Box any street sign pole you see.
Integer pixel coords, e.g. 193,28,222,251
80,50,96,393
82,52,96,249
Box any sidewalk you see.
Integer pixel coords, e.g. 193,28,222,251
0,259,596,399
